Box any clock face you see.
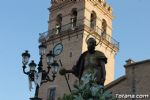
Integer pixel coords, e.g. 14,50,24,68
53,43,63,56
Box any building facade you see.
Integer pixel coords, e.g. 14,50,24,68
38,0,119,100
105,59,150,100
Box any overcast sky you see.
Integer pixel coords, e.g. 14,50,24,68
0,0,150,100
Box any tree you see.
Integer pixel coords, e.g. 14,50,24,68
58,72,116,100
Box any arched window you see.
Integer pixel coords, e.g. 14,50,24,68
101,19,107,37
98,0,102,3
90,11,97,30
56,14,62,34
71,8,77,30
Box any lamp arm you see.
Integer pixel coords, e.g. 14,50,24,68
41,74,55,85
47,74,56,82
46,66,51,75
41,80,48,85
22,65,29,75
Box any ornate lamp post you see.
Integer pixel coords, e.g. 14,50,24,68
21,44,59,100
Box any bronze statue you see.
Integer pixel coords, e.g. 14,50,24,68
59,37,107,86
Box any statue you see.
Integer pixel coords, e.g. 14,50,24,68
59,37,107,86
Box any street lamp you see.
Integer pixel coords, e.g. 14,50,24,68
46,51,55,66
39,43,46,56
51,60,59,75
22,50,30,66
21,44,59,100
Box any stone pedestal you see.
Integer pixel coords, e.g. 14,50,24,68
30,97,42,100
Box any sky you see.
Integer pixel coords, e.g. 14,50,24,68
0,0,150,100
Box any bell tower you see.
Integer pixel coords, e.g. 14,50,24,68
38,0,119,99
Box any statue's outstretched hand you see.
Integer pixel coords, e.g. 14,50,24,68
59,68,67,75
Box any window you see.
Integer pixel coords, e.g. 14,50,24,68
101,19,107,37
71,8,77,30
56,14,62,34
90,11,97,30
47,87,56,100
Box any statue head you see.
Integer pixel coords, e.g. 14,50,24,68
87,38,96,53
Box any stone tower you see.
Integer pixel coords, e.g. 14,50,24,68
38,0,119,100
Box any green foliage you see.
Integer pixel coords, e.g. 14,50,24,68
57,94,73,100
58,73,116,100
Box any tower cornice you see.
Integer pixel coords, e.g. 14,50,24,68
49,0,83,12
